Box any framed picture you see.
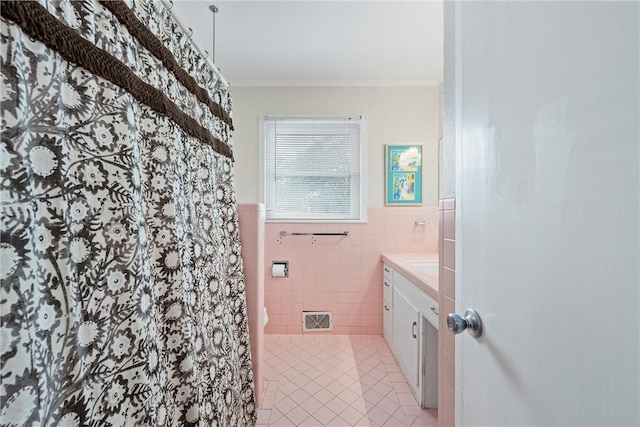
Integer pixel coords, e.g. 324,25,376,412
385,145,422,206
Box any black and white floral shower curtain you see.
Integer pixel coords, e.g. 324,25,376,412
0,1,256,425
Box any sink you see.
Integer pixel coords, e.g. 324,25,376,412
408,261,439,275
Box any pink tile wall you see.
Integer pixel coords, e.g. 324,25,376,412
438,198,455,427
263,207,439,335
237,203,265,406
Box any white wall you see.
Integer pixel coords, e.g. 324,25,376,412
229,86,440,207
440,0,456,199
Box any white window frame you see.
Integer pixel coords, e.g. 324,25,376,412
259,116,368,223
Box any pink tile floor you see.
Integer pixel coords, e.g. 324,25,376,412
258,335,437,426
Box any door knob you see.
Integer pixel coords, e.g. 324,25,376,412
447,309,483,338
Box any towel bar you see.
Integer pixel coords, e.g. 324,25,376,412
279,231,350,237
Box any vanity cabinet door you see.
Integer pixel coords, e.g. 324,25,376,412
383,298,392,344
392,287,420,390
383,265,394,346
383,277,393,342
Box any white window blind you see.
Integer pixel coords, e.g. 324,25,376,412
262,116,365,222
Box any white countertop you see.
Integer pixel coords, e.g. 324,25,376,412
381,253,439,300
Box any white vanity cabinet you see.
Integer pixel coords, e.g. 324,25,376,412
382,263,439,408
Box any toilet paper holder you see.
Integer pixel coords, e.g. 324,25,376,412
272,261,289,278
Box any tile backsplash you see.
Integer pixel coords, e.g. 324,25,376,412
438,198,455,427
237,203,265,405
262,207,438,334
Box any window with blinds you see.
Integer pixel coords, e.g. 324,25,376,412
261,116,366,222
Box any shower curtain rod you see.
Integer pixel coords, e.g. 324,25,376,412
159,0,229,89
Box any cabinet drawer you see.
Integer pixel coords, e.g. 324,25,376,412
383,277,393,303
421,292,439,329
383,264,393,281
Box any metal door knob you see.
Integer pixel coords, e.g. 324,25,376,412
447,309,483,338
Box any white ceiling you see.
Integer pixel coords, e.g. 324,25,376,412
171,1,443,86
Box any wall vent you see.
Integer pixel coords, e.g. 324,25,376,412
302,311,333,331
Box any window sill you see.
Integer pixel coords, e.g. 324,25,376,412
265,219,368,224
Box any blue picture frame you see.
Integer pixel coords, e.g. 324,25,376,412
385,145,422,206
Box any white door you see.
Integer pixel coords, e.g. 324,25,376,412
450,2,639,425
